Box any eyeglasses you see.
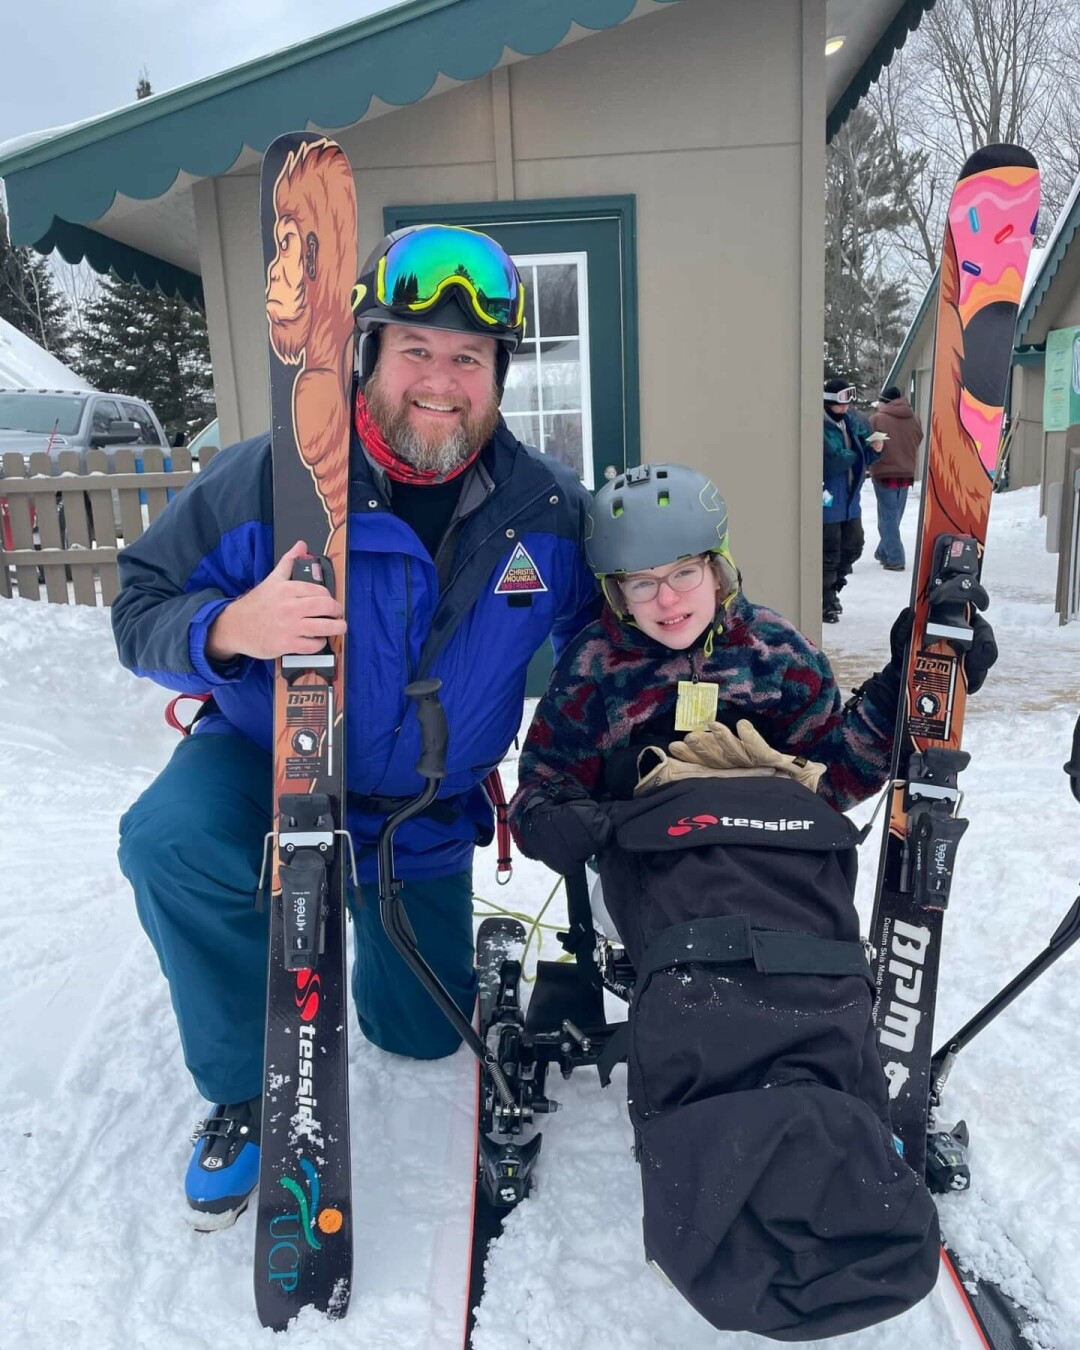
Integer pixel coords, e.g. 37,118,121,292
356,225,526,334
618,559,709,604
824,386,856,405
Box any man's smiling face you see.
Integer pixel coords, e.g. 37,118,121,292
364,322,501,476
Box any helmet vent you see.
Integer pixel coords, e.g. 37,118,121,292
611,498,624,518
657,492,670,507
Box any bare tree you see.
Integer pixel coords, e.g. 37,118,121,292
868,0,1080,293
50,258,101,356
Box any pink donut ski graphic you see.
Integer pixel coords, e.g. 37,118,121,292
945,160,1040,474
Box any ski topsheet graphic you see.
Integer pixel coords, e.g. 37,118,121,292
866,145,1039,1175
254,132,358,1331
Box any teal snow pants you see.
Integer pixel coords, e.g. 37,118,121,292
118,732,478,1104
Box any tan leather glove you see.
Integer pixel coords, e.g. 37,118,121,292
633,746,775,796
667,719,826,793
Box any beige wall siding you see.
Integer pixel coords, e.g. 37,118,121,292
194,0,823,625
1009,232,1080,502
1008,364,1046,494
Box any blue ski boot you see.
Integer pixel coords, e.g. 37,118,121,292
185,1096,261,1231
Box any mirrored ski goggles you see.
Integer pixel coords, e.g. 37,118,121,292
824,386,857,405
359,226,526,332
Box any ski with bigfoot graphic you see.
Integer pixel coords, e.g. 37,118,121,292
863,145,1040,1345
253,131,359,1330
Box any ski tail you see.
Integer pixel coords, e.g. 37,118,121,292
463,917,531,1346
939,1246,1035,1350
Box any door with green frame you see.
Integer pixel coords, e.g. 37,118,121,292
385,198,640,692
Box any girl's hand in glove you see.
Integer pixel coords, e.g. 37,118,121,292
668,719,826,793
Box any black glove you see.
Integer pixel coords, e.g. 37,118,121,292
518,781,613,875
894,602,997,692
852,605,999,717
853,607,912,719
964,612,998,693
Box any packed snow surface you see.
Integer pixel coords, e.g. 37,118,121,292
2,483,1078,1349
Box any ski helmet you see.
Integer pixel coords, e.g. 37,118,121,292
351,224,526,394
585,464,736,578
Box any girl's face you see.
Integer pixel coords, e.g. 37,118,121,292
618,556,719,649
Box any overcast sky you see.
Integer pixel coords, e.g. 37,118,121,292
1,0,401,149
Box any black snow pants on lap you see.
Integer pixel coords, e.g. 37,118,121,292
598,776,940,1342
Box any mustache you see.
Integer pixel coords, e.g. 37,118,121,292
365,373,499,473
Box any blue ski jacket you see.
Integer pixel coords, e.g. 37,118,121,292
112,420,599,880
823,412,877,524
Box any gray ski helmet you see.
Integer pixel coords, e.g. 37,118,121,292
585,464,733,576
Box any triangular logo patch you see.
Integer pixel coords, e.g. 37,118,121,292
494,541,548,594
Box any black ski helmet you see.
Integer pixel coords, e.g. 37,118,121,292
351,224,526,395
585,464,737,578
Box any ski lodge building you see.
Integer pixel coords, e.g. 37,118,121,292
0,0,935,636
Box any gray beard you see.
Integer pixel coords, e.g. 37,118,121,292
364,365,499,480
385,421,473,478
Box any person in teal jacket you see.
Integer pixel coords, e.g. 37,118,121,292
822,377,879,622
112,226,598,1228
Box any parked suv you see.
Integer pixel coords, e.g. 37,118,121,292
0,388,168,472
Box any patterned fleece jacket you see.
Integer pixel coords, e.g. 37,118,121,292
508,591,896,838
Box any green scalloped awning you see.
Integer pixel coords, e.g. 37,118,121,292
0,0,683,300
0,0,931,300
826,0,937,142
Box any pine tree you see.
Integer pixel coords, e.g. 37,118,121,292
0,199,73,359
824,107,914,393
77,281,215,441
74,72,216,442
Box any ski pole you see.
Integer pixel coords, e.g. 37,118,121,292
376,678,518,1109
931,712,1080,1106
929,895,1080,1110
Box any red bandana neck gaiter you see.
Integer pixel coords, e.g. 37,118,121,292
353,390,481,486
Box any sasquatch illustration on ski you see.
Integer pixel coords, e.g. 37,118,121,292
112,130,1078,1346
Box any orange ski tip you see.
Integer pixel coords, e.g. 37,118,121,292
973,161,1040,188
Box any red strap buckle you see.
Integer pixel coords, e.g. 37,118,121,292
482,767,513,884
164,693,212,736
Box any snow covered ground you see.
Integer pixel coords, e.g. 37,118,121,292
2,481,1079,1350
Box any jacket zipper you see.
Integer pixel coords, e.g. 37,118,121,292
418,481,554,678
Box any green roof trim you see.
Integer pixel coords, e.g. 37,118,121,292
0,0,682,252
1016,181,1080,342
826,0,937,142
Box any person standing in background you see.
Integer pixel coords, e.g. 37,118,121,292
822,377,878,623
868,385,923,572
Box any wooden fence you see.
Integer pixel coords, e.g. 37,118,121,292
0,444,219,605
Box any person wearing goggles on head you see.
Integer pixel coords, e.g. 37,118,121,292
111,222,599,1228
822,376,880,622
505,463,997,1339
